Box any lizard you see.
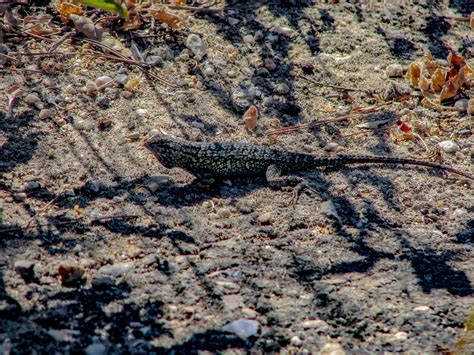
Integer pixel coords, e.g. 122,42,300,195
144,134,473,200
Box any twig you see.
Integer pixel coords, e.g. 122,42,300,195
299,75,373,94
48,32,74,53
0,52,17,62
22,195,60,230
0,214,140,233
266,102,393,136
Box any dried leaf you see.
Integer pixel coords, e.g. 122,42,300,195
457,65,473,88
405,62,421,88
447,51,466,69
243,105,258,130
391,131,417,140
471,12,474,29
53,0,84,22
431,67,446,92
418,73,430,92
122,12,142,31
423,52,438,75
124,78,140,91
439,76,459,101
149,7,185,29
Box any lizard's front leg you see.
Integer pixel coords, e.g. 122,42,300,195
265,164,314,204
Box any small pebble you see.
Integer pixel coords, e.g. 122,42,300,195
223,319,260,339
438,140,460,153
320,200,341,222
254,31,264,41
95,76,113,89
84,343,107,355
96,96,110,108
228,17,239,26
291,336,303,346
217,208,232,218
203,66,215,77
271,26,294,36
186,34,207,58
385,63,404,78
98,262,133,277
39,108,51,120
136,108,148,116
454,98,468,110
274,83,290,95
243,35,254,44
25,93,43,108
413,306,430,312
257,212,272,224
58,263,85,285
85,83,96,96
42,77,55,87
122,90,133,99
13,192,27,202
241,308,258,318
302,319,328,330
243,105,258,130
231,85,256,113
21,181,40,191
323,142,339,152
264,58,277,71
115,74,128,86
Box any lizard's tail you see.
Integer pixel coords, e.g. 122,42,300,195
316,154,473,180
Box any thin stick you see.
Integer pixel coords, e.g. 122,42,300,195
48,32,74,53
0,214,140,234
299,75,373,94
266,102,393,136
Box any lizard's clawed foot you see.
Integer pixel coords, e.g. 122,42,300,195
288,181,315,206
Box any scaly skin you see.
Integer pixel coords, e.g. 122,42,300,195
144,134,474,182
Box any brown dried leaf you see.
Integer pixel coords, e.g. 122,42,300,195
439,76,459,101
447,51,466,70
122,13,142,31
457,65,473,88
418,73,430,92
471,12,474,29
431,67,446,92
243,105,258,130
405,62,421,88
149,7,185,29
423,52,439,75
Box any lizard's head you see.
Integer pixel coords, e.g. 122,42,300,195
144,134,180,169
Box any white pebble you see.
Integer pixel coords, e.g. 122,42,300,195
95,76,113,88
385,63,404,78
274,83,290,95
186,34,207,58
291,336,303,346
438,140,460,153
271,26,294,36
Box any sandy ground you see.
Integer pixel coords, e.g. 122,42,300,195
1,1,473,353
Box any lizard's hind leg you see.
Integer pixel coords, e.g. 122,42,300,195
265,164,315,205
